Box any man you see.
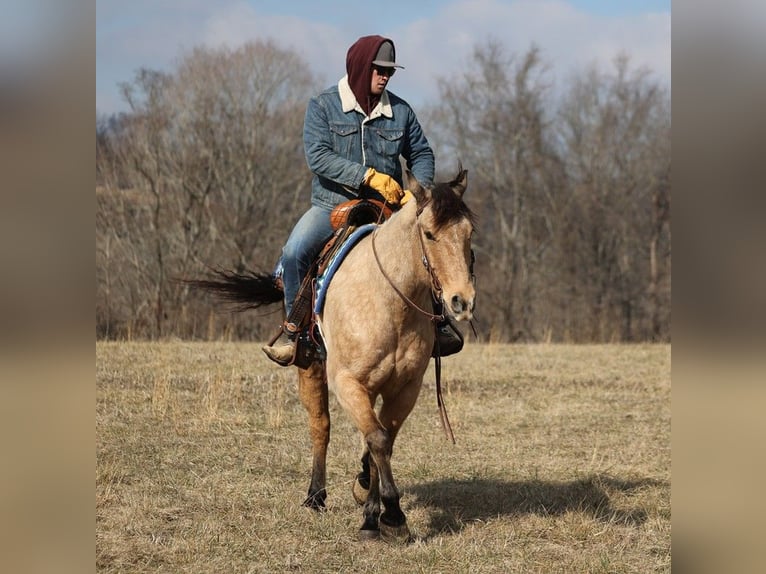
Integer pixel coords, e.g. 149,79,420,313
262,35,435,365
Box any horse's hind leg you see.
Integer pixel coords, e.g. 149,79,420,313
359,453,381,540
297,363,330,510
352,449,371,505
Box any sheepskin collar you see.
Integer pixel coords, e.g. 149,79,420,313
338,75,393,120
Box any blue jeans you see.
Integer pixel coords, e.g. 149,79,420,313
280,205,335,318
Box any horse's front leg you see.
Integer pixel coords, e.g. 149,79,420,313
365,427,408,541
297,362,330,510
371,381,423,542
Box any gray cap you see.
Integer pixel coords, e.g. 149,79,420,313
372,41,404,69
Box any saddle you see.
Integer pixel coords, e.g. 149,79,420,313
269,199,392,368
269,198,464,368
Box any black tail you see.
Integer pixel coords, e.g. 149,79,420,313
184,268,284,312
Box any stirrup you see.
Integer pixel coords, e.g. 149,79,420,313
262,323,325,368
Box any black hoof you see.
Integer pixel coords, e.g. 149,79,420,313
379,520,412,544
302,490,327,511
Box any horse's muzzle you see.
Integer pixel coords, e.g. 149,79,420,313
449,294,474,321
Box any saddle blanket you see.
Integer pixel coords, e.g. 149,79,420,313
313,223,377,315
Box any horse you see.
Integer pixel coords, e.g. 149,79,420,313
193,167,476,542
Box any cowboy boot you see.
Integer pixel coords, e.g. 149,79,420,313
262,323,298,366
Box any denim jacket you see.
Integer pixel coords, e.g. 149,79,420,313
303,76,435,210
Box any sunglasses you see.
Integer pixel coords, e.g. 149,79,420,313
372,65,396,77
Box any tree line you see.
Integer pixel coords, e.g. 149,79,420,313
96,39,670,343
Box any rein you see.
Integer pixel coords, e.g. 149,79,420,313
371,222,444,322
370,214,456,444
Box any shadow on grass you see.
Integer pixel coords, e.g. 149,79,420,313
406,474,666,539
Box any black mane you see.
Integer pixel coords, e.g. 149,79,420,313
427,182,476,231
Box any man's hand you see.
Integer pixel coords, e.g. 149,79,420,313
363,168,404,205
399,189,414,206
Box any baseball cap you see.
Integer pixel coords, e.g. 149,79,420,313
372,41,404,69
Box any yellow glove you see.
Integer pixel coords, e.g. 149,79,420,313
363,168,404,205
399,189,414,206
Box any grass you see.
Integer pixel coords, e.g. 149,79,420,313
96,342,670,573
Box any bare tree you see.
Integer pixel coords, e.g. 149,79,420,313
97,113,130,189
96,39,670,343
96,41,318,339
425,46,670,342
556,55,671,341
427,42,565,341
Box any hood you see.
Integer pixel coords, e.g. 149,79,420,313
345,35,391,116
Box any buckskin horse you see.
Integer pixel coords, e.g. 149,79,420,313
193,168,476,542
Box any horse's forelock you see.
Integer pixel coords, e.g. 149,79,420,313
425,182,476,231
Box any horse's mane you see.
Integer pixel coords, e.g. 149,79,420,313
423,181,477,231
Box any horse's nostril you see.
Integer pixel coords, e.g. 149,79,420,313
451,295,464,314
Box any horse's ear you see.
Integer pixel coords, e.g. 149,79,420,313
405,169,429,203
451,164,468,198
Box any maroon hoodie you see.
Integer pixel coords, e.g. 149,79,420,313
345,35,392,116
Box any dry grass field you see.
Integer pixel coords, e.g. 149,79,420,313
96,342,670,573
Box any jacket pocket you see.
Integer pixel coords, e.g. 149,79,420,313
329,122,359,156
372,128,404,157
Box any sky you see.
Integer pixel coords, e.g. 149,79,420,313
96,0,671,116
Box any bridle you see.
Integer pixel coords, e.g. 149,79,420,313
371,210,445,323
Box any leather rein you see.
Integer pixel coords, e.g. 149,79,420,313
370,207,456,444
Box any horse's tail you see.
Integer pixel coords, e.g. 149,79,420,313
185,268,284,312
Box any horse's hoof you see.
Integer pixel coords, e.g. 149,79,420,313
302,491,327,511
358,528,381,542
352,477,369,506
302,499,326,512
379,521,412,544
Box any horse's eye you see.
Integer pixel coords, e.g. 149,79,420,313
424,230,435,241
